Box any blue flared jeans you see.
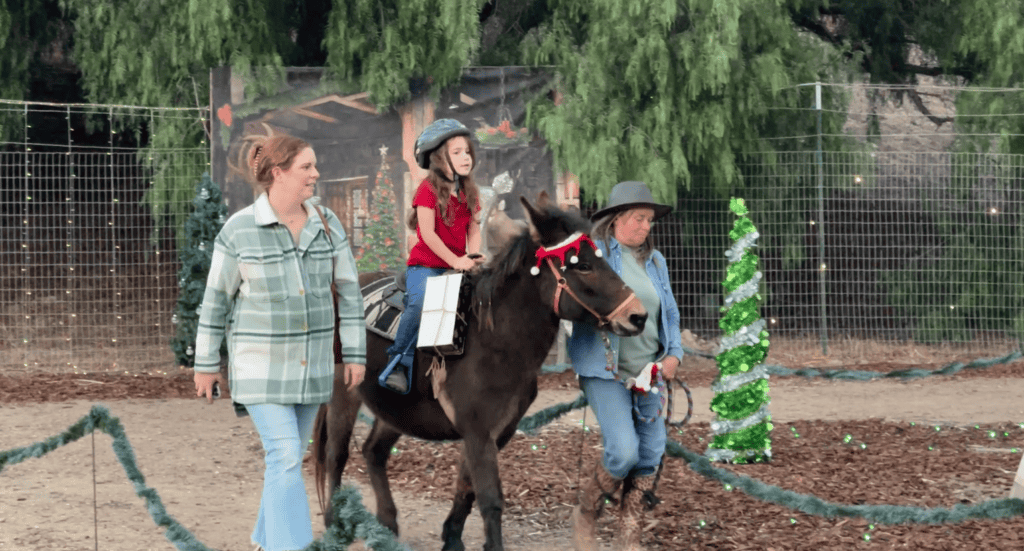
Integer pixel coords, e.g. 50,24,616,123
579,376,667,479
246,403,321,551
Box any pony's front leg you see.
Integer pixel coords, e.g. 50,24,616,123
441,458,475,551
319,382,363,527
362,420,404,535
463,434,504,551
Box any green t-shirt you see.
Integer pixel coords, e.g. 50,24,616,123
617,247,661,379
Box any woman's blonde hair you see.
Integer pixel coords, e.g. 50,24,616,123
592,208,655,261
407,136,480,229
247,136,311,194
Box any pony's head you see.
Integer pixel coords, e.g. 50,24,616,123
477,191,646,336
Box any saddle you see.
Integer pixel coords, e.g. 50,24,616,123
362,271,471,421
360,270,472,356
389,270,408,308
361,274,404,341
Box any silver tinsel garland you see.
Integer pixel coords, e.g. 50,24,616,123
705,446,773,463
723,271,762,309
709,404,772,436
716,318,766,354
724,230,759,262
711,363,771,394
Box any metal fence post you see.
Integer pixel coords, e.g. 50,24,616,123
815,83,828,355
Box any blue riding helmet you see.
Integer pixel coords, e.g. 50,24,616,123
414,118,471,169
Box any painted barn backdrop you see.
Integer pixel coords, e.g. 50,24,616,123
210,66,574,264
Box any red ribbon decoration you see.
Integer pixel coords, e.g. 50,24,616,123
534,232,598,272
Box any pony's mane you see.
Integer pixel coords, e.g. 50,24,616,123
471,204,592,329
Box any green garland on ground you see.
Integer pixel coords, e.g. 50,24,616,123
306,487,405,551
763,349,1023,380
0,405,217,551
517,393,588,434
518,394,1024,524
666,440,1024,524
0,405,401,551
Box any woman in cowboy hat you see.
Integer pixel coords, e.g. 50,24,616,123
379,118,486,393
567,180,683,551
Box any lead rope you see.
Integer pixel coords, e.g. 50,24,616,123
649,376,693,507
575,406,588,502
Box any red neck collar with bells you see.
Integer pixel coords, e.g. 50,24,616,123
530,232,603,276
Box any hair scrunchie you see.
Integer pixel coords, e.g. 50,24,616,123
252,145,263,180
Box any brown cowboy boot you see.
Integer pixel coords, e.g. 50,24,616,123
571,461,623,551
614,475,659,551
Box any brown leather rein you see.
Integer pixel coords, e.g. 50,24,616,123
544,257,637,328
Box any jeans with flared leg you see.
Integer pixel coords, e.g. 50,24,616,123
246,403,321,551
579,376,667,479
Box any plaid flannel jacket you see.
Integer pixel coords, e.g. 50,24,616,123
194,194,366,405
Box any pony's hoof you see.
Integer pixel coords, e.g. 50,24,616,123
441,537,465,551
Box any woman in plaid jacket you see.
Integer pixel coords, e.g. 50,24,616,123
193,136,365,551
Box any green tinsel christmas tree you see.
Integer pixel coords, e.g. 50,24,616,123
355,145,402,273
171,173,229,367
706,197,773,464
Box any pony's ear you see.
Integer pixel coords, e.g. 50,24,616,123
535,190,551,209
520,195,546,242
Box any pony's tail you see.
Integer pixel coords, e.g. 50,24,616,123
310,404,330,517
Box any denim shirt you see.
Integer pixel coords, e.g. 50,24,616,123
567,237,683,379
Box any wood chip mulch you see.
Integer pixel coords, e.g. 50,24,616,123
348,418,1024,550
0,371,200,403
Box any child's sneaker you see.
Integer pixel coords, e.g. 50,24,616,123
384,371,409,393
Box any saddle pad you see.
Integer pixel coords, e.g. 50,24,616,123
362,276,402,341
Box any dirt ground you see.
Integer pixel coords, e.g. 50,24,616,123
3,346,1024,551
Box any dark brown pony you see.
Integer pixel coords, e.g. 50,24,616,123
311,193,647,551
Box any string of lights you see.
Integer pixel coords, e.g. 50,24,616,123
2,101,208,374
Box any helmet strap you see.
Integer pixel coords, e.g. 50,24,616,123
443,148,461,194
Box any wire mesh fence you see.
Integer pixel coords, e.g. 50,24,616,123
654,151,1024,350
0,101,208,373
5,83,1024,374
651,82,1024,357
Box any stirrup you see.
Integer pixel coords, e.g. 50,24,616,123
380,354,412,394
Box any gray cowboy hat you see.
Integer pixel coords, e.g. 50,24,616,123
590,181,673,222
